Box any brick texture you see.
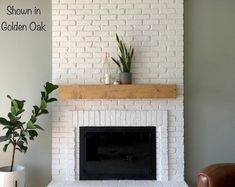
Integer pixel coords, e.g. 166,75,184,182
52,0,184,184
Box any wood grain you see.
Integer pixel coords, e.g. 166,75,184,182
58,84,176,100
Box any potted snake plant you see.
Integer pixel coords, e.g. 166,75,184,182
0,82,58,187
111,34,134,84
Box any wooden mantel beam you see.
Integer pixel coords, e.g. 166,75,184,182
58,84,177,100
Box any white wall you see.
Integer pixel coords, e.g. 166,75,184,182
0,1,51,187
184,0,235,186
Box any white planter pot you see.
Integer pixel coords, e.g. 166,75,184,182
0,165,25,187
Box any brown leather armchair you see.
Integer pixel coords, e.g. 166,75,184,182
197,163,235,187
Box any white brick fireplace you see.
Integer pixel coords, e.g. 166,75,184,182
50,0,186,186
75,110,168,181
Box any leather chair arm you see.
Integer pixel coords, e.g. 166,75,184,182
197,163,235,187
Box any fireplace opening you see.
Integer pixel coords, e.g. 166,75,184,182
79,126,156,180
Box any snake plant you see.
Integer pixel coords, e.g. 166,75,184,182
111,34,134,72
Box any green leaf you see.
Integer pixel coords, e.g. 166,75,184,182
118,55,128,72
16,109,25,116
27,121,36,129
16,148,23,152
16,143,28,153
11,100,20,115
14,99,25,110
124,44,128,57
34,125,44,131
3,143,10,152
8,113,21,122
0,118,10,126
47,98,57,103
116,33,120,43
44,82,59,95
130,47,134,58
14,121,25,129
7,95,12,100
3,126,12,130
6,129,13,138
13,132,20,137
28,130,38,140
33,105,40,116
40,99,47,109
111,57,122,72
38,109,48,115
30,115,37,123
21,136,28,145
41,91,47,100
22,130,29,138
17,141,24,146
0,136,8,143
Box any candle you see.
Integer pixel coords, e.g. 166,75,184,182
104,74,110,84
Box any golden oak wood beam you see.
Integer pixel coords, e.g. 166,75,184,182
58,84,176,100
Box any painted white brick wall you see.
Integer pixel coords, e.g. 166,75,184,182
52,0,184,184
52,0,183,85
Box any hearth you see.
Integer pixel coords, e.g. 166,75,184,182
79,127,156,180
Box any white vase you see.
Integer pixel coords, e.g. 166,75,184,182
0,165,25,187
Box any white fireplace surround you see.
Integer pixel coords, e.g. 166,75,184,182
74,110,168,181
48,110,188,187
51,110,168,181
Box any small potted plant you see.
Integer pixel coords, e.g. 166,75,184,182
0,82,58,187
111,34,134,84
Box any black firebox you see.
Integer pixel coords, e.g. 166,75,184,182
79,126,156,180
